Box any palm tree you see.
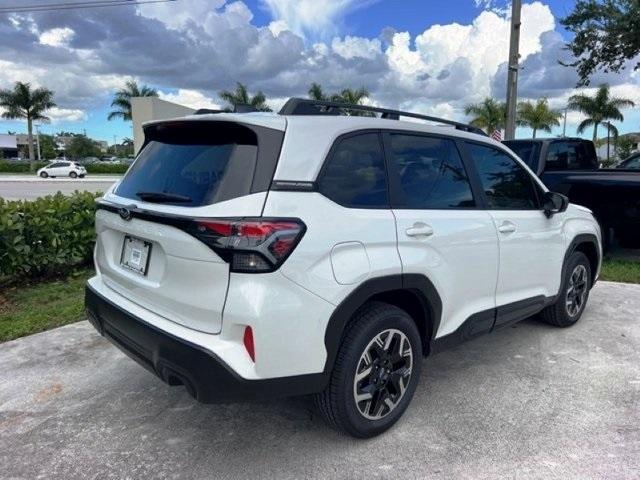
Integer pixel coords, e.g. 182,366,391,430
108,80,158,121
464,98,506,135
516,98,563,138
567,84,635,141
308,83,327,101
219,82,272,112
0,82,56,170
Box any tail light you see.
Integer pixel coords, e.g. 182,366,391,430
191,218,306,273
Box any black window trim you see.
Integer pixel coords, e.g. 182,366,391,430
381,130,482,211
460,139,545,211
315,129,392,210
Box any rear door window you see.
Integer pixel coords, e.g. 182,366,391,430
318,132,389,208
116,122,281,206
387,134,475,209
467,143,541,210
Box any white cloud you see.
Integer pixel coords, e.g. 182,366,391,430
158,89,222,110
47,107,87,123
39,27,75,48
268,19,290,37
261,0,375,39
331,36,382,60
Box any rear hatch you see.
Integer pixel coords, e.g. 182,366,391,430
95,117,285,334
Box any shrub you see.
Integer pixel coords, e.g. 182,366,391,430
0,191,100,280
0,161,47,173
85,163,129,174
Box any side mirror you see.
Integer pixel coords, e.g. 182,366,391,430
543,191,569,218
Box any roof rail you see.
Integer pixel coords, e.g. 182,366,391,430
278,98,486,136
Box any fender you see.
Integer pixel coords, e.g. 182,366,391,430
322,274,442,374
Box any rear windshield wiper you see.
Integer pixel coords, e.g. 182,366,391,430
136,191,192,203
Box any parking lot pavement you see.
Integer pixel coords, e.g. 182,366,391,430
0,176,120,200
0,282,638,480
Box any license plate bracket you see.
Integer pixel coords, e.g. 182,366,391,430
120,236,152,276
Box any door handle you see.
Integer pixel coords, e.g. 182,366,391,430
497,221,517,234
406,223,434,237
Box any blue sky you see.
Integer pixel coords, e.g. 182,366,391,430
0,0,638,144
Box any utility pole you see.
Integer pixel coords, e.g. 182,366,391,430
504,0,522,141
606,122,611,163
562,107,568,137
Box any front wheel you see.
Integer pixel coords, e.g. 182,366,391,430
40,171,48,178
540,251,591,327
314,302,422,438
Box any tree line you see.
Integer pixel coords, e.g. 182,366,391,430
464,84,635,140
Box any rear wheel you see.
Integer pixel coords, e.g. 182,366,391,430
540,251,591,327
40,171,48,178
315,302,422,438
69,171,78,178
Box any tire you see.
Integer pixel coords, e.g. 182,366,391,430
40,171,48,178
540,251,591,327
69,171,78,178
79,174,85,178
314,301,422,438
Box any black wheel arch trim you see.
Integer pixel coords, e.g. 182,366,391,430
563,233,600,289
322,273,442,374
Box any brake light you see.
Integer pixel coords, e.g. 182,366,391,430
193,218,306,273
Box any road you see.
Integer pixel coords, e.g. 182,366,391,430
0,281,638,479
0,176,120,201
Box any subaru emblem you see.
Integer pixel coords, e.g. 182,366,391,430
118,207,132,221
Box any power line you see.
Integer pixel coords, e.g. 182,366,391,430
0,0,177,14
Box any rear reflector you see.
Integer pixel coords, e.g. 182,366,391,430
193,218,306,273
243,326,255,362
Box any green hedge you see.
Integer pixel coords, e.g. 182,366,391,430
85,163,129,174
0,161,47,173
0,191,99,280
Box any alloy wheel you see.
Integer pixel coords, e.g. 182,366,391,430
565,264,588,317
353,328,413,420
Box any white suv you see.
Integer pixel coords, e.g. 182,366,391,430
85,99,601,438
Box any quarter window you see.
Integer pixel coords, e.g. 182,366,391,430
467,143,540,210
388,134,475,209
318,133,389,208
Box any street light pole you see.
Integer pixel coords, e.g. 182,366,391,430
562,107,568,137
504,0,522,141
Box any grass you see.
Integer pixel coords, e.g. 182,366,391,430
0,269,94,343
600,259,640,284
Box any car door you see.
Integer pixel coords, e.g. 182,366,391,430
46,162,62,175
464,141,565,326
385,132,499,338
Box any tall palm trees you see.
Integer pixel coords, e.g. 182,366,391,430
0,82,56,170
568,84,635,141
219,82,272,112
464,98,506,135
516,99,563,138
308,83,370,105
108,80,158,121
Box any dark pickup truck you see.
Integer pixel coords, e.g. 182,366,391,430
504,138,640,247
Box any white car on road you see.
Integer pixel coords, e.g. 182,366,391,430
37,161,87,178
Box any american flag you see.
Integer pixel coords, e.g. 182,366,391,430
491,129,503,141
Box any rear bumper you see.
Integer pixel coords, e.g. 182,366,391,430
85,285,327,403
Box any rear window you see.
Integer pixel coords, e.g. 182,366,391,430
115,121,282,206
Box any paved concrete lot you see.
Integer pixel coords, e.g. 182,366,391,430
0,282,638,480
0,176,120,200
